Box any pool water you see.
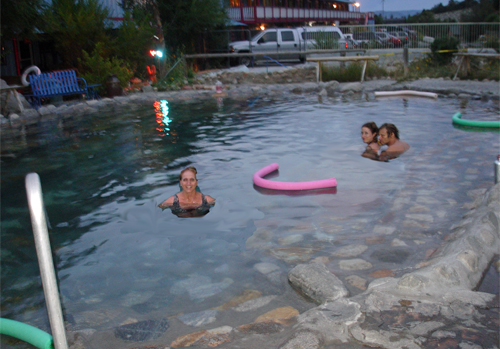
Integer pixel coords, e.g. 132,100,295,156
1,92,499,346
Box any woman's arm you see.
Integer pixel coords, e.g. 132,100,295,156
362,149,379,160
368,142,380,152
158,196,175,209
205,195,216,205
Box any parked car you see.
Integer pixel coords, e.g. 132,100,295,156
296,26,353,50
229,28,305,66
389,31,409,45
375,32,402,47
229,26,351,66
352,31,382,48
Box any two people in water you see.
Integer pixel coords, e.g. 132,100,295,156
361,122,410,161
158,166,215,217
159,123,408,216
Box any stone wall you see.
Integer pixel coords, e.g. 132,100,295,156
196,65,318,86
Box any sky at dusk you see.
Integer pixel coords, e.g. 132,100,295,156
359,0,447,12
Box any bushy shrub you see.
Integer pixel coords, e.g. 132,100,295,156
322,61,388,82
78,43,134,94
153,53,195,91
429,36,459,65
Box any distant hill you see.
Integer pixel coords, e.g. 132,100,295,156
372,10,422,19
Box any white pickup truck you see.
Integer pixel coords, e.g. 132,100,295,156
229,26,351,66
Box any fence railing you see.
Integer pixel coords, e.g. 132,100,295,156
339,22,500,50
198,23,499,54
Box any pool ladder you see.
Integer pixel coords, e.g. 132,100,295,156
25,173,68,349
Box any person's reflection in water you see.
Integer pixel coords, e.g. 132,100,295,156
158,166,215,218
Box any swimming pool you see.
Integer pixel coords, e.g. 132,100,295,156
1,92,498,347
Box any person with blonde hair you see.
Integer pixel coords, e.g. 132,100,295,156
159,166,215,217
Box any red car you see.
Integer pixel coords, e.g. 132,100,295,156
375,32,402,48
387,33,402,47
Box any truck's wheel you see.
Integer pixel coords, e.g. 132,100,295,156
239,56,252,67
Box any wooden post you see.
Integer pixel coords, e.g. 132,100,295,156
464,56,470,76
361,60,367,82
403,47,409,77
453,55,465,80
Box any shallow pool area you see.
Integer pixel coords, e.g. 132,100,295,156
1,92,499,347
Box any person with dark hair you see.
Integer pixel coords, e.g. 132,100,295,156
158,166,215,217
378,123,410,161
361,122,380,159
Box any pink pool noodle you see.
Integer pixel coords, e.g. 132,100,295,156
253,163,337,191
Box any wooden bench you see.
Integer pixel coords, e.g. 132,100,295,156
25,70,89,108
307,55,380,82
453,53,500,80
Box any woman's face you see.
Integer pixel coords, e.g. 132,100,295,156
180,170,198,193
361,127,376,144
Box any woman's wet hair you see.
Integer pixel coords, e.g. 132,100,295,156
380,123,400,139
179,166,197,181
362,122,379,139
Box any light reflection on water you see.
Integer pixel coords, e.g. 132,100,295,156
1,94,499,336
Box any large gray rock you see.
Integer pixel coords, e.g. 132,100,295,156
288,262,348,304
293,298,362,343
325,80,340,95
340,82,363,92
1,79,31,115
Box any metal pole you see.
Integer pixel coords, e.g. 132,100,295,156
403,47,409,77
25,173,68,349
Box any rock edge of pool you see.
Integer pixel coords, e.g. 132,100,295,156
1,77,499,132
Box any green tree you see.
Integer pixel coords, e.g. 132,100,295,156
407,10,438,23
158,0,228,53
374,14,385,24
122,0,167,76
461,0,500,22
112,11,156,75
42,0,111,68
1,0,46,39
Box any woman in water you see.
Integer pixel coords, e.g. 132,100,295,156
159,166,215,217
361,122,380,160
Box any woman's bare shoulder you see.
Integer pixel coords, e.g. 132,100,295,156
205,195,215,205
159,195,176,209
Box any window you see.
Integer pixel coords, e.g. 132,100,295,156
261,31,277,43
301,31,340,40
281,31,295,41
229,0,240,6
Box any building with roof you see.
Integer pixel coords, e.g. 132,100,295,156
226,0,374,28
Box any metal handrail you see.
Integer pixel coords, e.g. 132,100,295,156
161,57,184,81
263,56,288,73
25,173,68,349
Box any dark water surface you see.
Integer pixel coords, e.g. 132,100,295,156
1,93,499,345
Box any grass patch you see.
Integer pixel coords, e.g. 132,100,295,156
321,61,389,82
322,56,499,83
390,56,500,82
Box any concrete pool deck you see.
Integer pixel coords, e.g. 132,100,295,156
1,76,499,349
